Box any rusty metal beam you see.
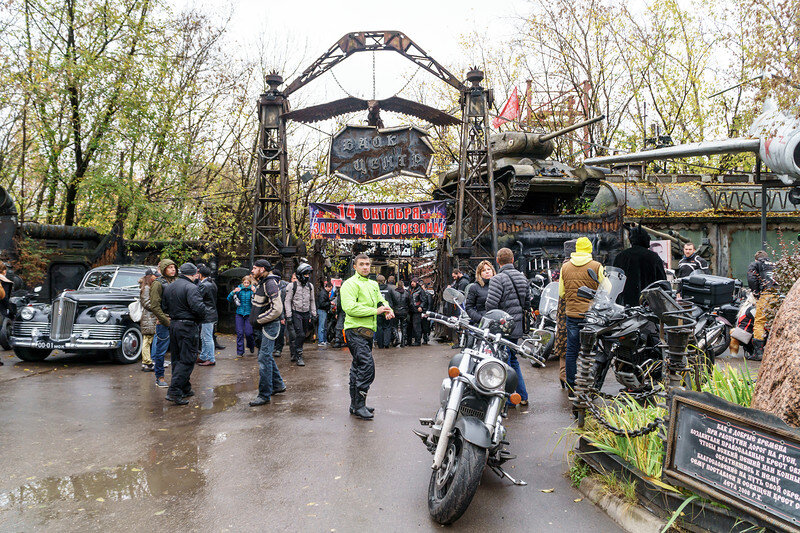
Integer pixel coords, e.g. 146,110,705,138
283,31,466,97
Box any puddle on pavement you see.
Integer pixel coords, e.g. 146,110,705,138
197,380,253,414
0,435,204,513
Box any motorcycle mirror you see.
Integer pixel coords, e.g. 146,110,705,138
587,268,599,283
577,286,596,300
443,287,466,306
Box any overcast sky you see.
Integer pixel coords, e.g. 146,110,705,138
177,0,526,104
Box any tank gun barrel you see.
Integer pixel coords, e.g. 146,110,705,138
539,115,605,142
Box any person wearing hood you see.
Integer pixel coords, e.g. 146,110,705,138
149,258,177,388
613,226,666,307
284,263,316,367
161,263,207,405
559,237,606,398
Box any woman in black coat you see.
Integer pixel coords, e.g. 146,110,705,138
465,260,496,325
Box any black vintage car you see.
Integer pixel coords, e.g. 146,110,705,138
10,265,147,364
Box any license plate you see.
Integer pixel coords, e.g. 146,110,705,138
35,341,63,350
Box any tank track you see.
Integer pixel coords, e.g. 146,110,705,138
578,178,601,204
498,172,532,213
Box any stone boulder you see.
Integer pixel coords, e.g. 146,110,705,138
752,278,800,427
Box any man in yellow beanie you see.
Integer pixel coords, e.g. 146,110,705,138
558,237,605,398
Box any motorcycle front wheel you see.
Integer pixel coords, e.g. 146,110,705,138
427,432,487,525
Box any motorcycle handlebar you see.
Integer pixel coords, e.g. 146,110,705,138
424,312,545,366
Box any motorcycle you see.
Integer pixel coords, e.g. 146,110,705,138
527,280,559,364
414,287,544,525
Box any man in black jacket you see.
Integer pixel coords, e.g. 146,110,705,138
162,263,207,405
197,265,218,366
421,281,433,344
677,242,709,278
747,250,778,360
388,280,411,347
409,278,426,346
376,275,390,348
484,248,529,405
614,226,666,306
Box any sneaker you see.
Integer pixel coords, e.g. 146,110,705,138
155,377,168,388
163,360,171,367
141,363,154,372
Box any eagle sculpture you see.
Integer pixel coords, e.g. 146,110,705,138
282,96,459,127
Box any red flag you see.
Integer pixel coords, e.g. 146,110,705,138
492,87,520,129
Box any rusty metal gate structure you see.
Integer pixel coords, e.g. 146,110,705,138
250,31,499,270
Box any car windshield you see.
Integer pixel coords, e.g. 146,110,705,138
82,269,140,289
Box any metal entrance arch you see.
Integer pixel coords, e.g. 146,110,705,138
250,31,499,271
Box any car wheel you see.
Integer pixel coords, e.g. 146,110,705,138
0,317,11,350
13,346,51,361
110,327,142,364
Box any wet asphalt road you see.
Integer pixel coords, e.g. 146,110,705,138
0,338,623,532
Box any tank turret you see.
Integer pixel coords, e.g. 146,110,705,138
437,115,606,214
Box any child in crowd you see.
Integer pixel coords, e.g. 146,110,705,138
228,275,255,356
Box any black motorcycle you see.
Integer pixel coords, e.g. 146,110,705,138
579,272,664,393
414,287,544,525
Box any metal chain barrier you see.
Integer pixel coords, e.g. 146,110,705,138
582,392,665,437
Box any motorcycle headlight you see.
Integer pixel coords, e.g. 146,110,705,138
476,361,507,390
20,306,35,321
95,308,110,323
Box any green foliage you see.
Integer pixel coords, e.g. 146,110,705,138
568,455,591,488
581,395,667,478
701,363,755,407
596,471,638,505
158,243,196,266
9,237,48,286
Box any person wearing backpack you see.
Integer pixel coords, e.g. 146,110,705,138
484,248,529,406
248,259,285,407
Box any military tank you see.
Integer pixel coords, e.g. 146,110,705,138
437,116,607,215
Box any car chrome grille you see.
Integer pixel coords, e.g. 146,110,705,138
12,322,50,337
72,324,125,341
50,298,77,341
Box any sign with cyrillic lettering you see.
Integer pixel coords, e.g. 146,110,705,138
328,125,433,184
664,391,800,531
309,201,446,240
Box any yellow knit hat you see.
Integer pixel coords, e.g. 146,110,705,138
575,237,593,254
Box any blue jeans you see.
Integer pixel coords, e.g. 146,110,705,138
257,320,284,399
565,316,582,390
506,348,528,402
200,322,215,362
153,323,170,379
317,310,328,343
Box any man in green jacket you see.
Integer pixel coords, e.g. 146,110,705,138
340,253,394,420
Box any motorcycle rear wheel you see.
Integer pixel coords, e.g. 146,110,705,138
427,433,487,525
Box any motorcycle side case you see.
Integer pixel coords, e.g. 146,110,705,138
455,416,492,448
680,273,736,308
719,303,739,326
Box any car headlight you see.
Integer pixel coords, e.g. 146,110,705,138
95,308,110,323
476,361,507,390
20,306,35,321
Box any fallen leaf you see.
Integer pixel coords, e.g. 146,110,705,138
306,502,318,506
154,510,166,516
574,498,583,502
334,476,341,480
540,488,554,493
96,497,105,502
157,428,168,431
26,476,36,481
131,468,142,472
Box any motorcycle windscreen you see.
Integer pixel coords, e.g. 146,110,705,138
603,266,627,303
539,281,560,315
